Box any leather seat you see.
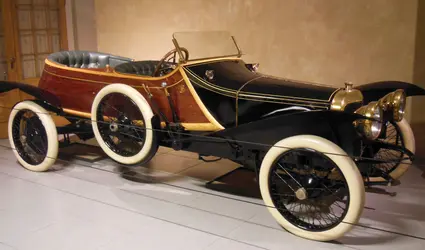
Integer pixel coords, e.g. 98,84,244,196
114,60,175,77
48,51,133,69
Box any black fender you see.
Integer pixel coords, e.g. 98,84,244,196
356,81,425,103
216,110,362,148
0,81,62,113
181,110,364,162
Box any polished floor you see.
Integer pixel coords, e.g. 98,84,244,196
0,139,425,250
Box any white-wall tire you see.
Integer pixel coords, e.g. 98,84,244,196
387,118,415,180
368,118,415,182
91,84,157,165
8,101,58,172
259,135,365,241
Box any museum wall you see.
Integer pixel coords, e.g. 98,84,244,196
412,0,425,161
66,0,97,51
95,0,417,86
412,0,425,123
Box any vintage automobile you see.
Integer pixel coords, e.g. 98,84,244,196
1,31,424,241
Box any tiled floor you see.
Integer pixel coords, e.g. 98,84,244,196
1,140,425,249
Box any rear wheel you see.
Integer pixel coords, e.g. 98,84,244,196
259,135,364,241
91,84,158,165
8,101,58,171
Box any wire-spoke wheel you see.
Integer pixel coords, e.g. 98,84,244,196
8,101,58,172
259,135,364,241
375,121,404,172
91,84,158,165
367,118,415,182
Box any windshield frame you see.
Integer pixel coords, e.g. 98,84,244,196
172,31,242,63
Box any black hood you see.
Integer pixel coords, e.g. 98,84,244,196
184,60,337,108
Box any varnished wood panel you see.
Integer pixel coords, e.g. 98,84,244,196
39,61,210,123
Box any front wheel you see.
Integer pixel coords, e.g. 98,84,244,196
389,118,415,179
368,118,415,182
259,135,365,241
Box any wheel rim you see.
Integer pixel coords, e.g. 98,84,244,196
96,93,146,157
268,149,350,232
12,109,48,165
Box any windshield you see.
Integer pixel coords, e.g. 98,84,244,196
173,31,241,62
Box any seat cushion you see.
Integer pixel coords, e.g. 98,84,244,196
48,51,133,69
114,61,176,77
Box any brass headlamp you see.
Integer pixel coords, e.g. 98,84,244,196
354,101,383,140
378,89,406,122
354,89,406,139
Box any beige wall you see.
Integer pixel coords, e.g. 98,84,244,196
65,0,75,50
66,0,97,51
95,0,417,88
412,0,425,123
412,0,425,161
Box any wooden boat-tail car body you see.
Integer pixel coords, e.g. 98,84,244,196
1,31,425,242
39,51,222,131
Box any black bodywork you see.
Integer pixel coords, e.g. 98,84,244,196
1,60,424,184
183,61,425,129
173,110,362,170
176,60,423,182
184,60,334,127
0,81,62,112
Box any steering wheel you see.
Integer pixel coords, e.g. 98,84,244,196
153,47,189,77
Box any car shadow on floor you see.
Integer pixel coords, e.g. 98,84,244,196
116,160,263,199
202,167,262,199
116,164,186,184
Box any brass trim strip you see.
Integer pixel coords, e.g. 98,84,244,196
231,36,242,57
172,38,185,63
183,123,221,131
179,68,225,131
43,68,184,89
63,108,92,118
235,76,264,126
181,57,241,66
62,108,219,131
237,97,328,108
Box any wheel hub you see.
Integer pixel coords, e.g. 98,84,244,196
20,135,27,144
109,122,119,132
295,187,308,200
